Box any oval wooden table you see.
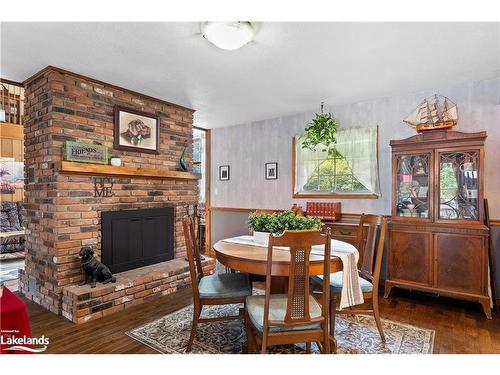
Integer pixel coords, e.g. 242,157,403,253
213,239,343,277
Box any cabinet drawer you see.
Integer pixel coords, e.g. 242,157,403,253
322,223,358,237
323,224,358,245
330,226,358,237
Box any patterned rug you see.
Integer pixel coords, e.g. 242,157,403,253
127,303,434,354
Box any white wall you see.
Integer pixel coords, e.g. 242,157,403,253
211,77,500,216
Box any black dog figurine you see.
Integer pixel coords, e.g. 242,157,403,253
79,246,116,288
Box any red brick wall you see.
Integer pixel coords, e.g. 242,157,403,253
20,67,198,315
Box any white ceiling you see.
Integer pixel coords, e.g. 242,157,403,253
1,22,499,128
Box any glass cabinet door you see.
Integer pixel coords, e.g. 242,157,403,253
395,153,431,219
438,150,480,221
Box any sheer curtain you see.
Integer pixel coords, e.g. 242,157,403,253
294,135,320,194
335,126,381,196
294,126,381,196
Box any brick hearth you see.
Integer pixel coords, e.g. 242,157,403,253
62,258,215,324
20,66,213,321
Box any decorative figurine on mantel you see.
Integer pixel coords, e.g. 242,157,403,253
79,246,116,288
404,94,458,133
179,142,188,171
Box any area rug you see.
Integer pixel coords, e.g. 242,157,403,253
126,303,434,354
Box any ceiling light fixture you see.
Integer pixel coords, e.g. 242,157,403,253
201,22,255,51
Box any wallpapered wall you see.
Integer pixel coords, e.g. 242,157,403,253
211,77,500,215
209,77,500,288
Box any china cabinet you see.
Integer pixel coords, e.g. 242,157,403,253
385,130,492,318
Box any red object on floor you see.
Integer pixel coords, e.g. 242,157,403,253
0,286,32,354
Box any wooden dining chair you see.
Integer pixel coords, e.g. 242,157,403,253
313,214,388,343
182,216,252,352
245,229,332,354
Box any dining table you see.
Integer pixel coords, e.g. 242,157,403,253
213,236,360,353
213,237,344,293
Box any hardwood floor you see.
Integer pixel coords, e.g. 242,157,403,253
380,289,500,354
24,286,192,354
21,286,500,354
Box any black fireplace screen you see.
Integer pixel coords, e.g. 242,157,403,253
101,207,175,273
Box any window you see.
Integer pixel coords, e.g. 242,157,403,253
301,148,369,193
193,128,206,203
192,135,202,174
293,127,380,198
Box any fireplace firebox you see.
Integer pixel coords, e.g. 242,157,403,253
102,207,175,273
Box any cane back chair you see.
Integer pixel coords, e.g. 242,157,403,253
245,229,332,354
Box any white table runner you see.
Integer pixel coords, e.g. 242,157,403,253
222,235,364,309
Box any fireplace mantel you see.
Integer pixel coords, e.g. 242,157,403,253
60,161,200,180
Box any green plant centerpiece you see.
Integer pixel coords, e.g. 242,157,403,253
301,102,338,153
248,210,322,245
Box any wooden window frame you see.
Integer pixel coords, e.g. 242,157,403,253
193,126,212,253
291,137,378,199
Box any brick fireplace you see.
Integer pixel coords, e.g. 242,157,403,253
20,66,214,323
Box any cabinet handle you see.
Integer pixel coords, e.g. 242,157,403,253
339,230,352,235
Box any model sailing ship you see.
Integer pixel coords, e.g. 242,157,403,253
404,95,458,132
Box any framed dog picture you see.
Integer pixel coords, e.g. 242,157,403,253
219,165,230,181
114,106,160,154
265,162,278,180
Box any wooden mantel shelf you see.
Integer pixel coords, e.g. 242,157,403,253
60,161,200,180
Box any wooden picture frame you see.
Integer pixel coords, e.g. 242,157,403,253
114,105,160,154
265,162,278,180
219,165,230,181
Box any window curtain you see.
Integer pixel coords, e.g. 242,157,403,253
335,126,381,196
294,135,327,194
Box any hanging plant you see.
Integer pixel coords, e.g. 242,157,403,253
301,102,338,153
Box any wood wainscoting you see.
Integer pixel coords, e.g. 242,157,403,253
210,206,363,217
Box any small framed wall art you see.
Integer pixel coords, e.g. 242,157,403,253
65,141,108,164
114,106,160,154
265,162,278,180
219,165,230,181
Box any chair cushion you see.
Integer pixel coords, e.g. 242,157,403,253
246,294,322,332
311,272,373,294
1,201,22,232
198,272,252,299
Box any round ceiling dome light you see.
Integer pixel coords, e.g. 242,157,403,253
201,22,255,51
